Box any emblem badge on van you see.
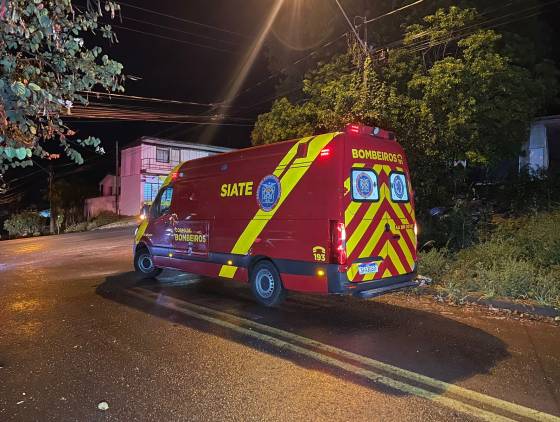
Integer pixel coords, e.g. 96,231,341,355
257,174,281,212
356,172,374,197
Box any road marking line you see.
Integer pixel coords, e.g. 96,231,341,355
127,287,560,422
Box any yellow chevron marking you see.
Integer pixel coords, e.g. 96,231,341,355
347,264,357,281
355,212,388,282
387,242,407,275
382,268,391,278
358,210,388,258
219,133,339,278
346,201,382,256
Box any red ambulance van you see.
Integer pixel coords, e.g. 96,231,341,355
134,124,420,306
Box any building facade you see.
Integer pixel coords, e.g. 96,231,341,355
84,175,116,220
85,137,232,217
519,115,560,173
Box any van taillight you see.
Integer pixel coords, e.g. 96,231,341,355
331,221,347,265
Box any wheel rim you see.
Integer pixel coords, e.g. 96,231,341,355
255,268,275,299
138,253,154,273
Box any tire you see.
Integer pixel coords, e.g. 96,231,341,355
134,247,162,278
250,260,286,307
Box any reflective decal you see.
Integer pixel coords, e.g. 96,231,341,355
351,169,379,202
390,172,409,202
256,174,282,212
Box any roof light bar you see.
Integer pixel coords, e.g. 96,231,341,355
344,123,395,140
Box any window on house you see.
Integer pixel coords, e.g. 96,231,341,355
144,181,162,203
156,147,170,163
170,148,180,164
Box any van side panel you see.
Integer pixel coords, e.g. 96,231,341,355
163,132,342,292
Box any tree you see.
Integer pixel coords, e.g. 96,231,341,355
0,0,124,174
49,177,95,227
252,6,559,208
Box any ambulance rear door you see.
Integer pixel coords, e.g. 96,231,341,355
343,125,417,283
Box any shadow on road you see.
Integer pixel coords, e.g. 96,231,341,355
97,271,510,398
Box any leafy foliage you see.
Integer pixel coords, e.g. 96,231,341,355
3,210,45,236
252,6,559,210
423,208,560,307
0,0,124,173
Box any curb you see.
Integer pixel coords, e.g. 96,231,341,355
461,295,560,318
415,284,560,319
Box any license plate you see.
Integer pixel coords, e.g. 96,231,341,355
358,262,379,275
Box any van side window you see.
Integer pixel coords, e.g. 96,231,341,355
389,172,409,202
151,186,173,218
351,169,379,202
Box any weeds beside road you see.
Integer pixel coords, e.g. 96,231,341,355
420,209,560,309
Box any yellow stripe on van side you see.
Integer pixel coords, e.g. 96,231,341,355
219,133,340,279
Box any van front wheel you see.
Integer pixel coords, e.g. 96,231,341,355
134,247,162,278
250,261,286,307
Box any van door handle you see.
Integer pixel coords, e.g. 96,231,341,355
392,234,401,240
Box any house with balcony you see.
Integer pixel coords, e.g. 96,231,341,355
85,137,232,217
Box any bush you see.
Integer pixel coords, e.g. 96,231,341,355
429,209,560,308
92,211,120,227
418,248,448,280
64,222,88,233
3,212,46,237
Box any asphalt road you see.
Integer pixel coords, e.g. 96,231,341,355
0,228,559,421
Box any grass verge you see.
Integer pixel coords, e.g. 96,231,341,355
418,209,560,309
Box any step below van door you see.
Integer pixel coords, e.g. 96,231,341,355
171,220,210,260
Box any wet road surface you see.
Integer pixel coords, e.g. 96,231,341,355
0,228,559,421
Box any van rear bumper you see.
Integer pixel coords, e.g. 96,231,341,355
326,266,420,297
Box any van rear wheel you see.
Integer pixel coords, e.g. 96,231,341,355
250,261,286,307
134,247,162,278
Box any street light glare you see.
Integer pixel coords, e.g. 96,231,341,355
199,0,287,144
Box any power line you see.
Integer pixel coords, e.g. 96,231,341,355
364,0,426,24
112,24,237,55
401,0,560,54
80,91,225,108
118,1,248,39
229,0,429,103
122,16,241,47
69,103,253,122
235,0,557,116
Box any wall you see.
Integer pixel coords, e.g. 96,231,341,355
121,146,142,177
84,196,116,219
119,173,142,216
100,175,115,196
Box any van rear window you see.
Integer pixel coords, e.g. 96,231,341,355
389,172,409,202
351,169,379,202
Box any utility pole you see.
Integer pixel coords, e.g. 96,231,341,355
115,140,120,216
334,0,369,55
49,165,54,234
